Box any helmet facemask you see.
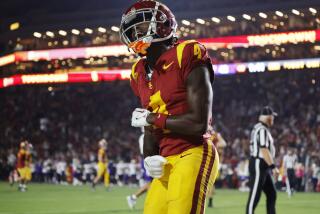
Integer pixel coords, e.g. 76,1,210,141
120,1,176,55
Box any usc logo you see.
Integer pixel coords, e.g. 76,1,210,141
148,90,168,114
148,91,170,132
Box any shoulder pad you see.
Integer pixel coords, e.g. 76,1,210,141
176,40,198,68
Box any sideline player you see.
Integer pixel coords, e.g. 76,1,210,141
25,142,33,184
206,130,227,208
17,141,28,192
127,128,153,209
8,149,17,186
283,146,297,197
92,139,110,189
120,1,219,213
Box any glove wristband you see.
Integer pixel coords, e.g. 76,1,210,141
269,164,276,169
154,114,168,129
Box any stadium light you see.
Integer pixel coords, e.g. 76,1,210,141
259,12,267,19
33,32,42,38
242,14,251,20
227,16,236,22
84,28,93,34
292,9,300,15
111,26,119,32
10,22,20,31
46,31,54,38
182,20,191,26
275,11,283,17
71,29,80,35
211,17,220,23
63,40,69,46
309,8,317,14
98,27,106,33
196,18,205,24
58,30,67,36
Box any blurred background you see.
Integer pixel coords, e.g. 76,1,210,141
0,0,320,212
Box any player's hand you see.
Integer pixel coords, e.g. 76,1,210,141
131,108,151,127
144,155,167,178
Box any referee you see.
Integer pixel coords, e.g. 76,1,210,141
246,106,278,214
283,146,297,196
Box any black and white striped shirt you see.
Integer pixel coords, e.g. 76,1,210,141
283,154,297,169
249,122,275,158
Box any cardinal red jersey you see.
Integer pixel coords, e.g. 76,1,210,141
17,149,27,168
130,40,214,157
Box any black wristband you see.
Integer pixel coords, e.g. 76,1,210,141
269,164,275,169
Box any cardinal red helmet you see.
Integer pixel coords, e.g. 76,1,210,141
119,0,177,55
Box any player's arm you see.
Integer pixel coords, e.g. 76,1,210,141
143,127,159,158
147,65,212,137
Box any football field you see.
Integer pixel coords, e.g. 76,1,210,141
0,182,319,214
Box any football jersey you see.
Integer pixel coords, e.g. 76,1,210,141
98,148,107,163
130,40,214,157
17,149,27,168
25,151,32,166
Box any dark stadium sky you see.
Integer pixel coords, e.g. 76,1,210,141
0,0,134,19
1,0,318,20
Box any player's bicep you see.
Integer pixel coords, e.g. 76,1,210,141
186,65,213,127
181,42,214,83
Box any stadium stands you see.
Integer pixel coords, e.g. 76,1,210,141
1,71,319,191
0,1,319,192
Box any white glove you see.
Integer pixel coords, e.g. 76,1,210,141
144,155,167,178
131,108,151,127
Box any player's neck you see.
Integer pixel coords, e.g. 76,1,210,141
146,43,171,69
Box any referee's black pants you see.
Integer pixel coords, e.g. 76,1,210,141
246,157,276,214
287,168,296,191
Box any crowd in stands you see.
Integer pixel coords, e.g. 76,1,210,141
1,70,319,191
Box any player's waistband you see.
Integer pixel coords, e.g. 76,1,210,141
166,140,216,160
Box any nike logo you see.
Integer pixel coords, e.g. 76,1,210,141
162,62,174,70
180,153,192,158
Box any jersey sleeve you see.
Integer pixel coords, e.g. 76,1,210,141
177,40,214,83
130,60,140,97
256,128,268,148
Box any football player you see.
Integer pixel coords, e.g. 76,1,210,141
16,141,28,191
25,142,33,184
205,130,227,208
92,139,110,189
120,1,219,213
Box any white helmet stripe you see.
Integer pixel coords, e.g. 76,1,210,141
146,1,160,37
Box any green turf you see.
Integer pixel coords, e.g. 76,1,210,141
0,182,319,214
